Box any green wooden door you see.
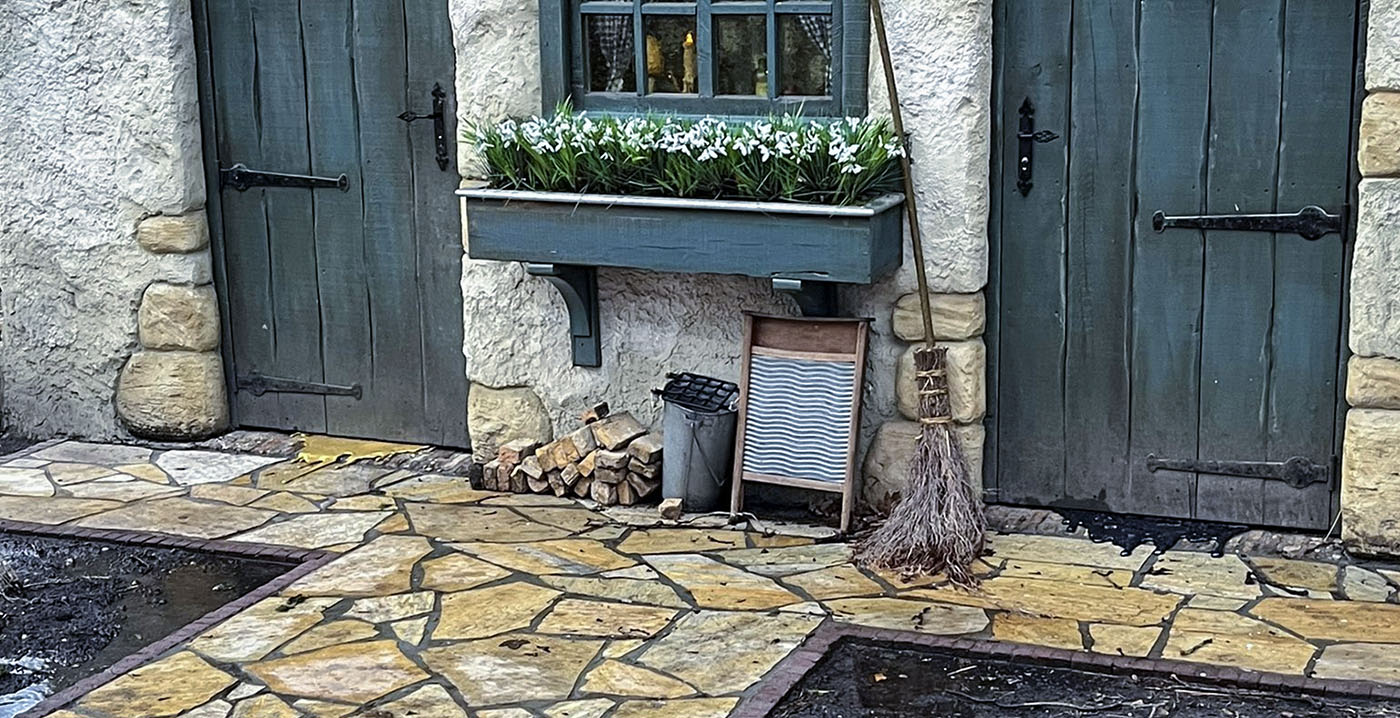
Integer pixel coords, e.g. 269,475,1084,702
991,0,1356,529
195,0,467,447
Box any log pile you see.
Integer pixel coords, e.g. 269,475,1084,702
481,404,663,506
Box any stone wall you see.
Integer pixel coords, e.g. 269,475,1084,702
0,0,207,439
452,0,995,504
1343,0,1400,556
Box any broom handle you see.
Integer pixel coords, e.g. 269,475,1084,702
870,0,936,345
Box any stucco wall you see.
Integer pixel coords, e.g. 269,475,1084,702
452,0,994,486
0,0,206,439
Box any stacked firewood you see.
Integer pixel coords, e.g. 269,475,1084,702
482,404,663,506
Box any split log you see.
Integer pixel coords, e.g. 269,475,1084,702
578,451,598,477
536,438,581,473
595,450,630,471
560,463,581,488
481,460,501,491
629,458,661,480
529,470,554,494
498,438,540,467
573,475,594,498
547,470,570,497
565,425,598,457
659,497,683,519
591,412,647,450
594,467,626,485
590,479,618,504
627,434,663,464
626,472,660,499
616,480,638,506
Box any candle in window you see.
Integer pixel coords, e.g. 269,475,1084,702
683,32,696,93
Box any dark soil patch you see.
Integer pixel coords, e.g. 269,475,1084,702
770,638,1400,717
0,533,290,716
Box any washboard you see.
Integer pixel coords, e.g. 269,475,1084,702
730,314,870,533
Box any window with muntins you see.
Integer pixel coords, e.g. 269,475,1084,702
539,0,869,117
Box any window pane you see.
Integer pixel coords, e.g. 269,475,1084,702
715,15,767,96
587,15,636,93
644,16,697,93
778,15,832,96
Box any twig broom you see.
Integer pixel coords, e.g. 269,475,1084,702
855,0,987,585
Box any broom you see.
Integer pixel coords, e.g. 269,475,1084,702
855,0,987,586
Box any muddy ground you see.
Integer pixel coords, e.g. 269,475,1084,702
771,638,1400,717
0,534,288,716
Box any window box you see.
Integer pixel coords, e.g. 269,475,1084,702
458,187,904,365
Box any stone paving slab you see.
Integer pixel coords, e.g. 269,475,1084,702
10,439,1400,718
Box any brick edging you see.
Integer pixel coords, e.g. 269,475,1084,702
732,621,1400,717
3,520,336,718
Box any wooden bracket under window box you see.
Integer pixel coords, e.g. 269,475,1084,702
457,187,904,366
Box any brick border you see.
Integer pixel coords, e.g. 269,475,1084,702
733,622,1400,717
2,519,336,718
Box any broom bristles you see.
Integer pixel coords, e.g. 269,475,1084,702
856,345,986,586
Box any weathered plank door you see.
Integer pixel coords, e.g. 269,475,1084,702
992,0,1357,529
193,0,467,446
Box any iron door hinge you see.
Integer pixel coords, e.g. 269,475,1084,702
220,164,349,192
237,374,362,400
399,83,451,171
1145,454,1329,490
1150,205,1344,241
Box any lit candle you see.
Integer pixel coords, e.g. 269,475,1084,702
683,32,696,93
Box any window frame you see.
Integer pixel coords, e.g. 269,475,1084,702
539,0,869,117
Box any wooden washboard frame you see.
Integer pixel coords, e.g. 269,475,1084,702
730,313,871,533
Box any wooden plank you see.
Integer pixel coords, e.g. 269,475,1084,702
991,1,1071,507
249,0,327,433
751,315,862,354
206,0,281,430
353,0,428,442
1194,0,1284,524
1261,0,1353,529
1125,0,1212,518
464,199,903,284
983,0,1006,501
302,0,376,440
1061,0,1137,510
406,0,469,447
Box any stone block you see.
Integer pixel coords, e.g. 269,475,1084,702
895,340,986,423
1352,179,1400,358
1348,355,1400,409
892,293,986,342
137,212,210,254
1368,1,1400,91
467,384,553,463
1361,93,1400,177
861,420,984,509
116,351,229,440
138,283,220,351
1342,408,1400,557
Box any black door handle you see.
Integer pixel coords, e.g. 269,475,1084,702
220,163,348,192
399,83,451,171
1016,97,1060,197
1150,205,1343,241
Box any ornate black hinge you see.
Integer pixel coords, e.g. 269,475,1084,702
1016,98,1060,197
220,164,349,192
1145,454,1329,490
236,374,362,400
399,83,451,171
1151,205,1344,242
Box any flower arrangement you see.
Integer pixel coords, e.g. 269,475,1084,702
471,105,905,207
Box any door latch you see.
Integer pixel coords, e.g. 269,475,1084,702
220,164,349,192
1145,454,1329,490
1016,97,1060,197
236,373,362,399
399,83,451,171
1151,205,1343,241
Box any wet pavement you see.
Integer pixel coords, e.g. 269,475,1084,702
4,438,1400,717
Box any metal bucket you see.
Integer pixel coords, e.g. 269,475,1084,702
660,401,736,512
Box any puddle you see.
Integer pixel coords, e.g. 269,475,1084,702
0,533,290,717
1056,508,1249,557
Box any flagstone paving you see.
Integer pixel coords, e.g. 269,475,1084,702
10,439,1400,717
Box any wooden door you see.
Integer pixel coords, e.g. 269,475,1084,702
991,0,1357,529
194,0,467,446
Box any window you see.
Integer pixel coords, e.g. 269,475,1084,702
539,0,869,117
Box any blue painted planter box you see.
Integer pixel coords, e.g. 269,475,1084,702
458,188,905,284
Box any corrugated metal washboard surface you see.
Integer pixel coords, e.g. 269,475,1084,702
741,353,855,483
